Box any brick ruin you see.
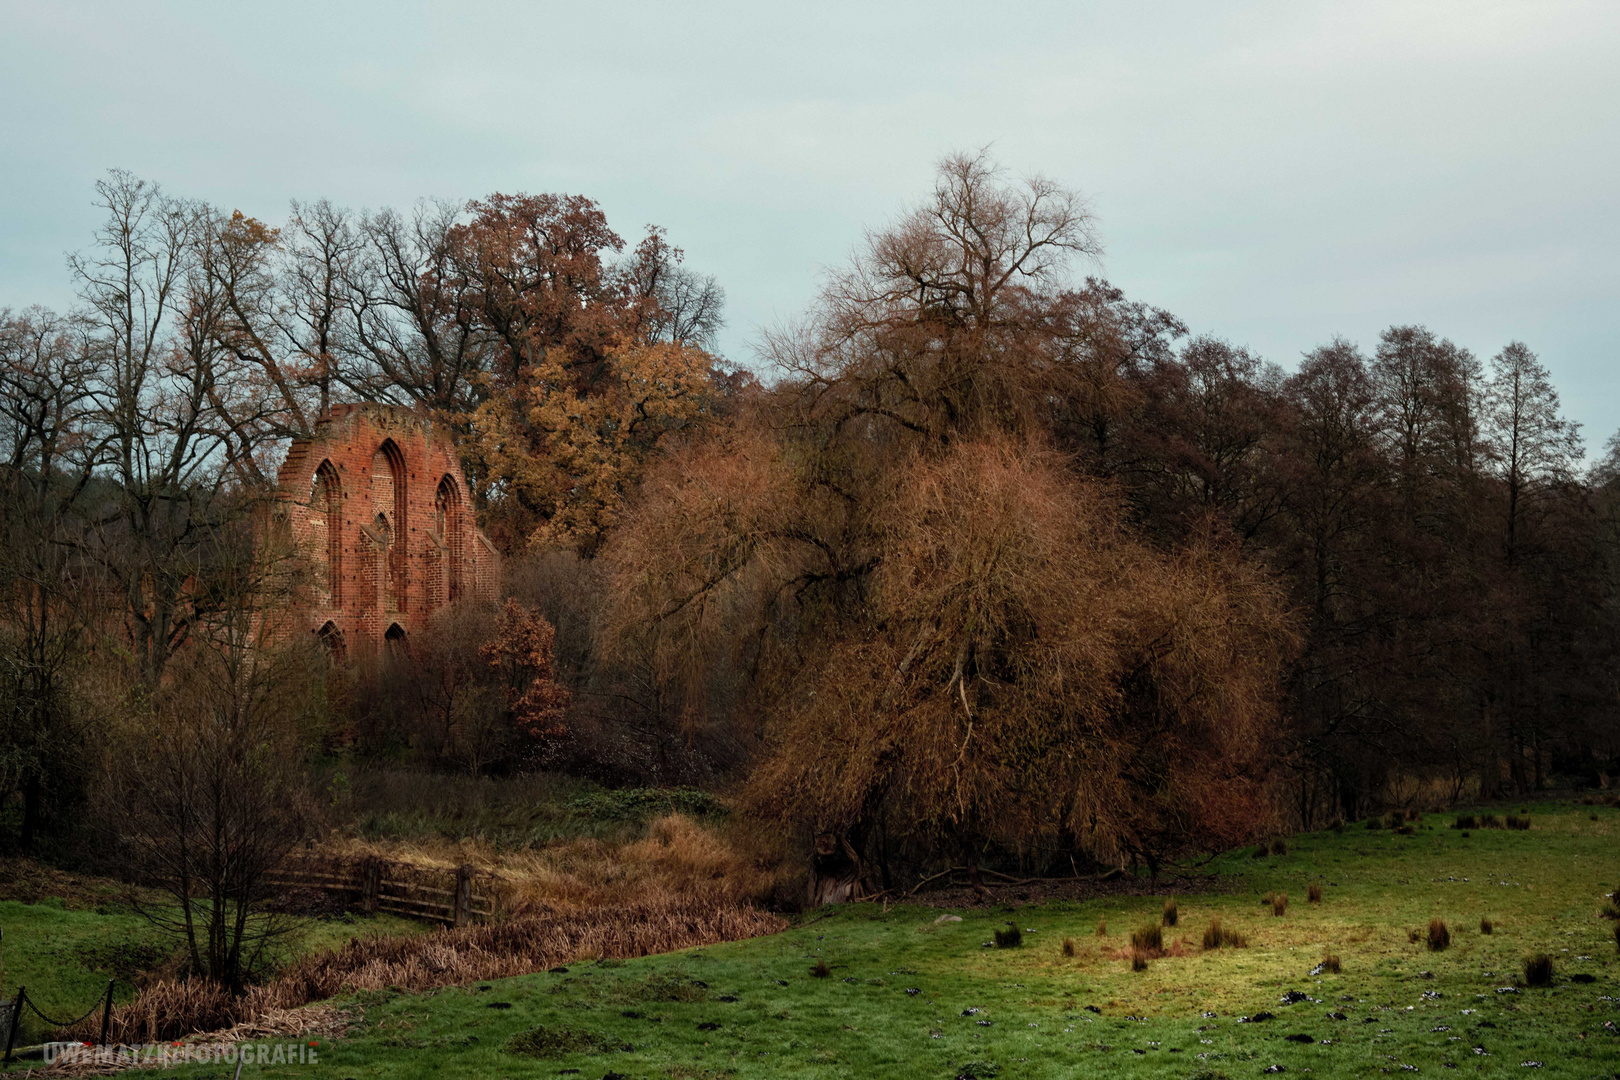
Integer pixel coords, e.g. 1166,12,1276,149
274,403,499,656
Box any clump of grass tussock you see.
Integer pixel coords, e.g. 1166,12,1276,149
1061,937,1076,957
1480,916,1494,934
993,923,1022,948
1269,838,1288,856
1202,919,1247,950
504,1024,631,1058
1130,923,1163,953
1095,918,1108,937
1613,922,1620,952
1600,901,1620,920
1523,952,1554,986
1162,899,1178,927
810,958,830,977
1427,918,1450,951
1129,947,1149,972
1479,813,1505,829
1505,814,1531,830
1382,811,1404,829
68,895,785,1044
1251,844,1269,858
1307,884,1323,904
1454,814,1478,829
1320,952,1341,973
1364,817,1382,830
1271,893,1288,917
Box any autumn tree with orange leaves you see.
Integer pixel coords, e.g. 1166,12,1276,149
482,599,571,743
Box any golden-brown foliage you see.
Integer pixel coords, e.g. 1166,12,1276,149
598,153,1296,891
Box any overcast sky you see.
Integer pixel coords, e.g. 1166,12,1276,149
3,1,1617,446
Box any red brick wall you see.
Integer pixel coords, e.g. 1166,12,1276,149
275,403,500,655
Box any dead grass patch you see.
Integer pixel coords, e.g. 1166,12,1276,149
66,893,785,1044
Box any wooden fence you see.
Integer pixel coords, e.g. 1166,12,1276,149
264,855,499,926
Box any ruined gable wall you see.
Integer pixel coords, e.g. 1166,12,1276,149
275,402,500,654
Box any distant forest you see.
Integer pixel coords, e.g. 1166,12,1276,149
3,154,1618,885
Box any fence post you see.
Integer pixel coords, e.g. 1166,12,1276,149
3,985,24,1067
99,978,114,1046
361,858,380,915
454,866,472,928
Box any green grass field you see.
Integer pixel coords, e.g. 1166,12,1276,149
6,800,1619,1077
0,897,424,1050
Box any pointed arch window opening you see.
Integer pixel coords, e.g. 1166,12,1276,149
371,441,407,614
310,461,343,607
435,475,463,603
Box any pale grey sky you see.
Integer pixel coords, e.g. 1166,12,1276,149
3,1,1617,445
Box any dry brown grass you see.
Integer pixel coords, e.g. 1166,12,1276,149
1271,893,1288,917
1162,899,1178,927
68,892,786,1044
1480,916,1494,934
1307,884,1323,904
1320,952,1341,973
1095,918,1107,937
63,813,791,1045
1061,937,1076,957
1202,918,1248,950
1428,917,1450,951
327,812,791,914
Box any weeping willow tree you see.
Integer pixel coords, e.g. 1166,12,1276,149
599,152,1298,900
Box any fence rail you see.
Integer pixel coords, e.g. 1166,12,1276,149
264,855,498,926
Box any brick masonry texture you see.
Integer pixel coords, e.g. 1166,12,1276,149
275,402,499,655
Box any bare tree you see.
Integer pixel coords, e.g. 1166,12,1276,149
105,526,322,991
0,307,100,850
1484,341,1583,565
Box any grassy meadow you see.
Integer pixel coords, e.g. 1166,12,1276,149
5,799,1619,1077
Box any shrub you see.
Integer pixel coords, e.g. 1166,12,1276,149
1061,937,1076,958
1271,893,1288,917
1523,953,1554,987
993,923,1023,948
1454,814,1478,830
1095,918,1107,937
1321,952,1341,974
1427,918,1450,951
1307,884,1323,904
810,958,830,977
1202,919,1247,950
1162,899,1179,927
1130,947,1149,972
1480,917,1494,935
1131,923,1164,952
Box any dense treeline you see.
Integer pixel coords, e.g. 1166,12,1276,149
3,156,1618,898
